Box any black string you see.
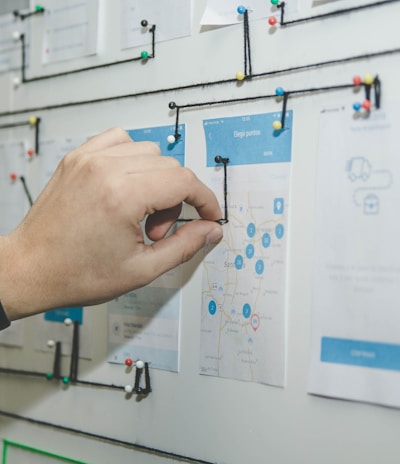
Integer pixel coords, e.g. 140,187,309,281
214,156,229,225
0,410,215,464
13,6,45,21
0,48,398,117
243,10,253,77
280,92,289,128
278,0,400,26
52,341,62,379
17,23,156,84
69,321,80,383
19,176,33,206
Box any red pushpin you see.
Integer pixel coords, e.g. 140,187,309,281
125,358,133,367
10,173,17,181
268,16,277,26
352,75,362,86
27,148,34,157
362,100,371,111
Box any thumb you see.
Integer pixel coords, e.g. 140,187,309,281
141,220,223,279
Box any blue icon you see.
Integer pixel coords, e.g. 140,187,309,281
246,244,255,259
262,233,271,248
247,222,256,238
242,303,251,319
208,300,217,315
255,259,264,275
274,198,284,214
235,255,244,269
275,224,284,239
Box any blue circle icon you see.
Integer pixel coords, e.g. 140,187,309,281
262,233,271,248
247,222,256,238
235,255,244,270
255,259,264,275
246,244,255,259
208,300,217,315
275,224,284,239
242,303,251,319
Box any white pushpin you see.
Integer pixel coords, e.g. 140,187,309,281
47,339,55,348
135,359,144,369
12,31,21,41
64,317,73,326
13,76,21,88
124,384,133,394
167,134,176,144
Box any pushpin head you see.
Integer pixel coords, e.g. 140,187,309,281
364,74,374,85
62,376,70,384
272,120,283,130
35,5,44,12
13,76,21,88
271,0,280,5
140,50,149,60
47,339,55,348
168,101,177,109
353,102,361,111
28,116,37,125
12,31,21,41
236,71,245,81
27,149,34,157
125,358,133,367
10,173,17,181
237,5,246,14
362,99,371,111
136,360,144,369
167,134,176,144
124,384,134,394
64,317,73,326
275,86,285,97
140,19,148,27
268,16,277,26
352,75,362,86
46,372,54,380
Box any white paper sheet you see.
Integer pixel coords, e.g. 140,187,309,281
309,104,400,408
42,0,98,64
120,0,192,50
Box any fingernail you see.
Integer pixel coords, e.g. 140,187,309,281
206,226,223,245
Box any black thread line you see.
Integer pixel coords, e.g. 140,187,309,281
278,0,400,26
0,121,29,129
0,410,215,464
69,321,80,383
19,176,33,206
53,341,61,379
13,7,45,21
280,92,289,127
0,367,124,390
18,24,156,84
0,47,398,118
35,117,41,154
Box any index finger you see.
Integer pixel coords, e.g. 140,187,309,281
130,166,222,222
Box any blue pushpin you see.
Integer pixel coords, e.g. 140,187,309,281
353,102,361,111
275,87,285,97
237,5,246,14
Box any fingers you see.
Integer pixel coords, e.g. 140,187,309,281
79,127,134,153
145,205,182,241
126,167,222,222
135,220,223,284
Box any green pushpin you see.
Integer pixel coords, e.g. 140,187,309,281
140,50,149,60
62,376,70,385
270,0,279,4
46,372,53,380
35,5,44,12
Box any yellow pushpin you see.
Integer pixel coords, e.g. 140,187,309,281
28,116,37,125
272,120,282,130
236,71,245,81
364,74,374,85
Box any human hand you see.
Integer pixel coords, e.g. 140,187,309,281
0,128,223,320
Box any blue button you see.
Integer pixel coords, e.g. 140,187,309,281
321,337,400,371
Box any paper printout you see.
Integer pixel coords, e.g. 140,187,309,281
121,0,192,50
107,125,186,372
200,0,298,25
0,12,29,72
200,112,292,386
42,0,98,64
309,104,400,408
